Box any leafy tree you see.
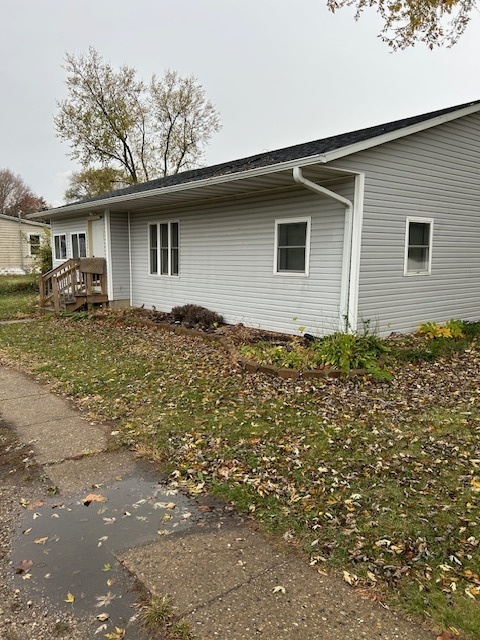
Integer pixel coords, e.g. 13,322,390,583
54,48,221,184
65,167,130,202
0,168,48,218
328,0,474,49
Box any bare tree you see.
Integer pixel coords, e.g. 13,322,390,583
150,70,221,176
54,48,221,185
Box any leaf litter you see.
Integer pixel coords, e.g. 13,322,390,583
2,313,480,637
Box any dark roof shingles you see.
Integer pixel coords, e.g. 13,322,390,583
68,99,480,207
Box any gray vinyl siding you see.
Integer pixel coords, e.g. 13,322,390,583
109,212,130,301
335,112,480,335
51,217,88,268
130,187,350,335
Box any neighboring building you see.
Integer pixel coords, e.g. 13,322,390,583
30,100,480,335
0,213,50,275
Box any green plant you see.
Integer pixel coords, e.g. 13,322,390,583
312,330,389,374
139,595,174,629
418,318,464,339
138,594,195,639
34,228,53,274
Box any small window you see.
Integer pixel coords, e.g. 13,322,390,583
149,221,179,276
29,234,41,257
274,218,311,276
404,217,433,276
54,234,67,260
71,232,87,258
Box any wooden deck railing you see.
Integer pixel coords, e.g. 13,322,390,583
39,258,107,312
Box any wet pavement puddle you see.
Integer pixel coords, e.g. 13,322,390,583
12,474,198,638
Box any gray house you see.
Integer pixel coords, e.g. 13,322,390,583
32,99,480,336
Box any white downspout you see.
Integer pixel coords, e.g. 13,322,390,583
128,211,133,307
104,209,113,303
293,166,353,331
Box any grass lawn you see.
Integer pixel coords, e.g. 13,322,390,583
0,275,39,321
0,311,479,638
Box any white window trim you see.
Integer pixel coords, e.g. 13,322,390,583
70,232,87,259
27,232,41,257
148,221,179,277
404,216,433,277
273,216,311,277
53,234,67,261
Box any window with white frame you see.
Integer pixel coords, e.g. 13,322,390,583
54,234,67,260
404,217,433,276
274,217,311,275
149,222,179,276
71,232,87,258
28,234,41,257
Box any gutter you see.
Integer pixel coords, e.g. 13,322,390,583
28,154,329,220
293,166,363,332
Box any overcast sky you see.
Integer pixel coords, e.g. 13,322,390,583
1,0,479,206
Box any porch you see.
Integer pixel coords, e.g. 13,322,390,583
39,257,108,313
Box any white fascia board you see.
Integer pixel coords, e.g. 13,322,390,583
322,103,480,163
28,154,332,220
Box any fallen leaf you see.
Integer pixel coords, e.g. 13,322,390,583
15,559,33,574
27,500,44,510
33,537,48,545
343,570,359,586
103,563,112,572
105,628,125,639
96,612,110,621
82,493,107,506
154,501,176,510
64,592,75,603
96,592,117,607
94,624,107,635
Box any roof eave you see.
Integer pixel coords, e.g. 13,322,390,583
28,152,330,219
31,100,480,220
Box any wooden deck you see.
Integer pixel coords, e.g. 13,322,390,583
39,258,108,313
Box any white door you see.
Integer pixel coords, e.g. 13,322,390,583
89,218,105,258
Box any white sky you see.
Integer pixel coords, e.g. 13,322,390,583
1,0,479,206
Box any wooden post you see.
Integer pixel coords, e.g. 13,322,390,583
39,274,44,309
52,277,60,312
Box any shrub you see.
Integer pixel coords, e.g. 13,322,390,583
0,274,38,295
34,229,53,274
312,330,389,374
240,329,389,376
170,304,223,329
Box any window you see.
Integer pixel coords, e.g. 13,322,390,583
71,232,87,258
149,222,179,276
274,217,311,275
404,217,433,276
28,234,41,257
54,234,67,260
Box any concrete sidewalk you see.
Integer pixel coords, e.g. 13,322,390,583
0,365,435,640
